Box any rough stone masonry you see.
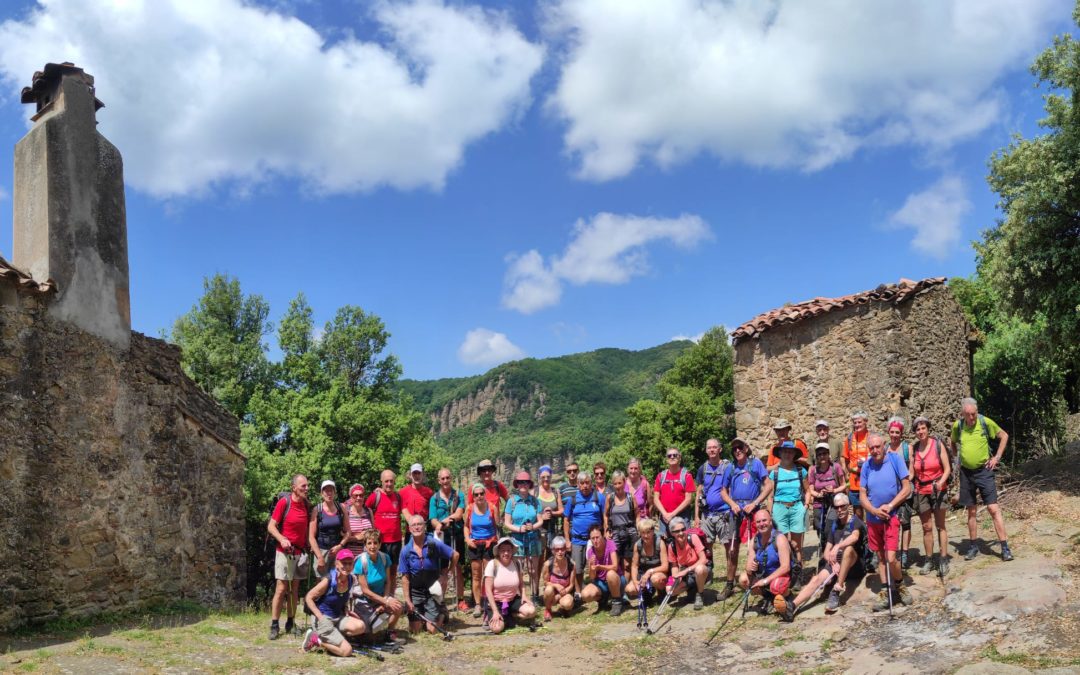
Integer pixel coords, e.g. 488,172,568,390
0,63,245,631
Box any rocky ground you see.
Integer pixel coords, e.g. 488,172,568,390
4,452,1079,674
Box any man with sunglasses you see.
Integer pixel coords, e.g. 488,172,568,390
563,473,606,587
782,493,865,620
558,463,580,507
859,433,913,611
653,448,696,538
593,462,613,498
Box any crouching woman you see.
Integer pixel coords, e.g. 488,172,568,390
301,549,367,655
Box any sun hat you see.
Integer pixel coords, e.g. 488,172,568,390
495,536,516,551
771,440,798,460
731,437,749,449
772,419,793,431
513,470,533,487
815,442,831,455
815,419,830,429
476,459,496,475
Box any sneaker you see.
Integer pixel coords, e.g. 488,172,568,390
1001,544,1014,562
901,552,911,569
269,622,281,640
780,599,796,623
918,556,938,575
284,617,295,636
717,582,734,601
772,593,789,616
544,608,553,621
693,594,704,611
939,557,951,577
610,599,624,617
964,544,979,561
301,628,320,653
457,599,470,612
472,605,482,618
872,590,892,613
825,590,840,614
896,585,912,606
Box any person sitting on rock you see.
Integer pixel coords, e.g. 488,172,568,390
738,509,793,616
483,536,537,633
624,517,669,608
580,524,627,616
718,438,770,601
301,549,367,656
808,443,847,558
781,493,866,621
540,536,578,620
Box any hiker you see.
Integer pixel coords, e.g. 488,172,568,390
484,536,537,633
814,419,843,462
605,470,639,573
718,438,770,601
859,433,913,610
557,461,580,509
653,447,696,536
366,470,404,580
593,461,613,498
624,518,669,606
783,493,867,620
767,419,810,469
766,441,810,588
505,471,544,603
885,417,915,568
268,474,311,640
400,463,434,529
950,397,1013,562
472,459,509,521
536,465,563,573
843,411,872,519
665,517,710,610
563,472,606,586
309,480,350,578
343,484,374,558
540,536,579,620
910,416,952,576
464,482,500,617
626,457,654,519
695,438,732,575
301,549,366,656
738,509,793,616
352,528,404,644
429,467,467,612
400,515,459,634
808,443,847,557
580,524,627,616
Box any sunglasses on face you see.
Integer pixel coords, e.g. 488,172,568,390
594,471,605,476
667,454,679,459
473,492,484,497
567,468,579,473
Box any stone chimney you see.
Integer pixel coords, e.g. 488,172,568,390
12,62,130,348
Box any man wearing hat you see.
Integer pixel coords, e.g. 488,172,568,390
718,438,770,600
470,459,509,522
767,419,809,469
401,463,434,529
842,412,872,520
814,419,843,463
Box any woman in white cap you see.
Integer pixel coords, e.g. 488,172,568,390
309,480,350,578
483,536,537,632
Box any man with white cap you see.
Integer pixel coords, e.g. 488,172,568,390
400,463,434,529
814,419,843,463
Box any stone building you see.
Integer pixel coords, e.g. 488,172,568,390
731,278,973,453
0,63,245,630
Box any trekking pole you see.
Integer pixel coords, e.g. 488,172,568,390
408,610,455,641
705,587,752,646
636,581,646,629
932,485,947,591
794,570,836,618
645,577,675,635
729,512,741,559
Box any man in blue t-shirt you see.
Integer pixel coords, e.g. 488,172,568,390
399,516,459,634
563,473,605,586
859,433,912,612
694,438,730,577
717,438,771,600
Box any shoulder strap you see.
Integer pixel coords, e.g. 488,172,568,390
979,415,992,444
358,551,370,576
507,495,519,512
680,468,689,490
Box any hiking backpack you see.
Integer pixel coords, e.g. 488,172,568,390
768,466,807,502
686,527,714,568
265,491,310,552
658,468,691,492
951,415,994,464
697,461,728,509
567,488,601,518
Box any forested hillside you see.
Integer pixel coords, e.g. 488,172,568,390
398,341,692,470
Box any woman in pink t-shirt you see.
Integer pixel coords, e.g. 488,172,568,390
666,516,710,610
579,524,627,616
483,537,536,633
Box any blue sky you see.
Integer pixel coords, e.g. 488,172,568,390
0,0,1074,379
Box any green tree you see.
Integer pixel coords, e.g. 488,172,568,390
980,3,1080,409
170,274,272,420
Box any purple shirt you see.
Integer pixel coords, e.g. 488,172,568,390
586,538,623,576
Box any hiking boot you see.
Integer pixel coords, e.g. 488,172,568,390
457,599,470,612
918,555,938,576
900,551,911,569
825,590,840,614
717,582,735,601
269,621,281,640
772,593,789,616
964,545,979,561
693,594,704,611
284,617,295,636
472,604,482,618
872,590,892,613
301,628,320,653
896,584,912,606
780,599,796,623
1001,544,1014,562
939,557,951,577
609,599,624,618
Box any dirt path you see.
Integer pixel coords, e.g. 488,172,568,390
4,486,1079,674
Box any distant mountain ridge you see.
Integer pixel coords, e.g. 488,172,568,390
398,341,692,472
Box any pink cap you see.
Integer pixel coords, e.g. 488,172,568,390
336,549,355,561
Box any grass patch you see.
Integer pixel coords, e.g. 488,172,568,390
984,645,1080,669
74,635,126,656
191,623,234,637
9,600,209,637
782,649,797,659
820,638,834,652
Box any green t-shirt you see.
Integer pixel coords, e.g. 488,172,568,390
951,416,1002,469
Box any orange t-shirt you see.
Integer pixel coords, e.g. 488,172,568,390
842,430,870,491
766,439,808,469
667,533,706,568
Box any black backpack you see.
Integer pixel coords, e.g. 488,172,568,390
265,491,310,555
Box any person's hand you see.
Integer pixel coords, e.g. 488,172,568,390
731,504,742,516
385,597,403,613
935,478,947,493
880,502,894,516
465,537,474,548
317,553,326,568
330,545,341,555
752,577,768,589
826,548,838,565
747,557,758,572
986,456,999,471
281,539,294,552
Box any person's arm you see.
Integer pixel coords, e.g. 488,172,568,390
464,508,474,547
745,536,758,574
484,564,497,608
657,538,670,574
694,470,702,526
338,504,351,548
400,572,413,613
859,487,879,519
763,475,775,512
563,503,572,540
989,428,1009,470
835,467,848,495
304,577,331,620
938,441,952,488
773,533,791,578
308,507,323,566
429,495,442,532
630,545,640,581
504,510,516,532
267,500,291,551
451,493,465,524
802,474,812,508
652,477,667,520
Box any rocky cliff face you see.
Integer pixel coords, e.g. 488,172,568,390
430,374,547,435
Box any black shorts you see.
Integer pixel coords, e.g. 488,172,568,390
482,595,524,626
437,530,465,569
611,528,636,564
409,587,444,624
467,540,496,562
958,466,999,507
380,541,402,565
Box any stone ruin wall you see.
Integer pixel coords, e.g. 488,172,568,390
0,295,246,630
733,284,973,453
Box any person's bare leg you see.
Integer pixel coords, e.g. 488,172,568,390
271,580,286,620
920,511,935,558
471,560,483,606
606,570,622,597
934,509,948,557
987,504,1008,541
966,506,979,543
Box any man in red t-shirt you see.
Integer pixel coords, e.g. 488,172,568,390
653,448,696,536
267,474,310,640
366,469,404,575
467,459,508,521
400,463,434,527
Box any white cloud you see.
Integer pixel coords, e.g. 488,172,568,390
887,175,972,258
545,0,1063,180
457,328,526,367
502,212,710,313
0,0,543,198
670,331,705,343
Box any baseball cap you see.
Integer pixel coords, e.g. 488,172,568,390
320,480,336,491
409,463,424,474
815,419,829,428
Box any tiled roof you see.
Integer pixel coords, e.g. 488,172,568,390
0,256,56,294
731,277,946,344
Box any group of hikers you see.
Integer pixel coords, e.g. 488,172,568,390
265,397,1012,657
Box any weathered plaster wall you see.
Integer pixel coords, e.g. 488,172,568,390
0,297,245,630
733,285,972,452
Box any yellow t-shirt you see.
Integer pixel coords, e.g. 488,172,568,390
951,416,1002,470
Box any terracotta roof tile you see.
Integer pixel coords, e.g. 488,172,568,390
0,256,56,294
731,277,946,344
